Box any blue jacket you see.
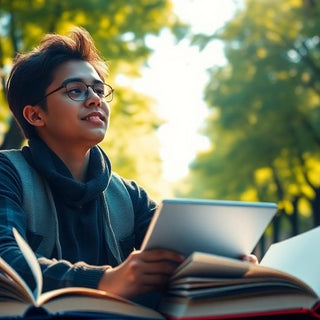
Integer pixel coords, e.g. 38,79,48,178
0,141,156,292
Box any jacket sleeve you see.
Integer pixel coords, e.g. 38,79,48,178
0,153,108,292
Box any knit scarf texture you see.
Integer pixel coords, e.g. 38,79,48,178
21,137,113,265
23,137,111,207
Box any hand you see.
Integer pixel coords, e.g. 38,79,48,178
98,249,185,299
241,254,259,264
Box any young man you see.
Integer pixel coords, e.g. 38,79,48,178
0,27,184,300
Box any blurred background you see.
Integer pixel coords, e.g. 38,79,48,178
1,0,320,256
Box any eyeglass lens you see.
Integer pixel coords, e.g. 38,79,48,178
66,81,113,102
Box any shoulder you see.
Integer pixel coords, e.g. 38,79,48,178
0,150,23,199
0,150,22,178
114,174,157,214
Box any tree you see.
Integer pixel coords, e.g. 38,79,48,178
180,0,320,241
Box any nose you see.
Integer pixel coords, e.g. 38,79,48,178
85,87,101,107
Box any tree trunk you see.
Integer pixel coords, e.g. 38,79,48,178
312,187,320,227
291,196,299,236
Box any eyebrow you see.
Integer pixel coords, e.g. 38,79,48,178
62,77,104,86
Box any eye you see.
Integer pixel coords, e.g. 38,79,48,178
68,88,82,95
66,82,86,98
94,84,105,97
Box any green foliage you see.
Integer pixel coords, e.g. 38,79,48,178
0,0,187,199
180,0,320,236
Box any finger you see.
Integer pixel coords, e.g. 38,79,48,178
136,273,171,290
142,260,179,275
241,254,259,264
138,249,185,263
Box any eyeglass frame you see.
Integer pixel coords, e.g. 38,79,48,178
32,78,114,106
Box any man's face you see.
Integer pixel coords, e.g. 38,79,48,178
36,60,111,151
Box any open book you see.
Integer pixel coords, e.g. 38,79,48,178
0,228,165,319
158,226,320,319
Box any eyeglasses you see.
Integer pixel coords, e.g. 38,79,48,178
33,80,114,105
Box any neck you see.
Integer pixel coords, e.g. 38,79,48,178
61,152,90,182
42,141,91,182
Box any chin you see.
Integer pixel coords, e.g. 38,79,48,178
92,132,107,145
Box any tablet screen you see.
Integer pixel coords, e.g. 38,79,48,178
141,199,277,258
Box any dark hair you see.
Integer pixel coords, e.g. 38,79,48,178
6,27,108,139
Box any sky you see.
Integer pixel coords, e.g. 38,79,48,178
120,0,241,182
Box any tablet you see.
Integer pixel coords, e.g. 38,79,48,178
141,198,277,258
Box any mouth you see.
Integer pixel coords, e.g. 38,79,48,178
82,112,106,122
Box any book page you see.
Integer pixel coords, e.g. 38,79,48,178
170,276,301,290
0,257,34,304
261,226,320,297
13,228,42,302
171,252,251,280
38,287,165,319
37,286,129,305
171,252,316,297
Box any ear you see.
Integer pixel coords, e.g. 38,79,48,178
22,105,46,127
